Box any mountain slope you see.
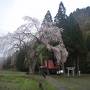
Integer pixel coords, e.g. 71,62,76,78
72,7,90,36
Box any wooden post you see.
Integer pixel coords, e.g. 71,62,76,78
78,70,80,76
72,69,74,76
62,63,65,75
67,69,69,77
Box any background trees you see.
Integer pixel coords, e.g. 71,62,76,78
54,2,87,74
63,14,86,73
70,7,90,73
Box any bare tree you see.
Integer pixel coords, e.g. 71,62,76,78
9,18,39,73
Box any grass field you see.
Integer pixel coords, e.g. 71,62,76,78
0,71,56,90
0,71,90,90
53,75,90,90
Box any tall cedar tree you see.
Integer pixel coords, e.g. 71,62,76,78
63,14,84,53
42,10,53,25
54,2,67,29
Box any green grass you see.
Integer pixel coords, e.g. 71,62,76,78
0,71,56,90
1,71,90,90
53,75,90,90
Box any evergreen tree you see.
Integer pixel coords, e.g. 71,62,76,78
86,34,90,73
54,2,67,28
86,34,90,51
63,14,86,73
16,49,27,71
42,10,53,25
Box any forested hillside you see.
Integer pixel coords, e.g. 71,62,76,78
72,7,90,36
72,7,90,73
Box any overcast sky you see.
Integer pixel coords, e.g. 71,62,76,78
0,0,90,36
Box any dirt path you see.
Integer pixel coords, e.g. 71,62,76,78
46,76,68,90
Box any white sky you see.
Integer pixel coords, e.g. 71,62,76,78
0,0,90,36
